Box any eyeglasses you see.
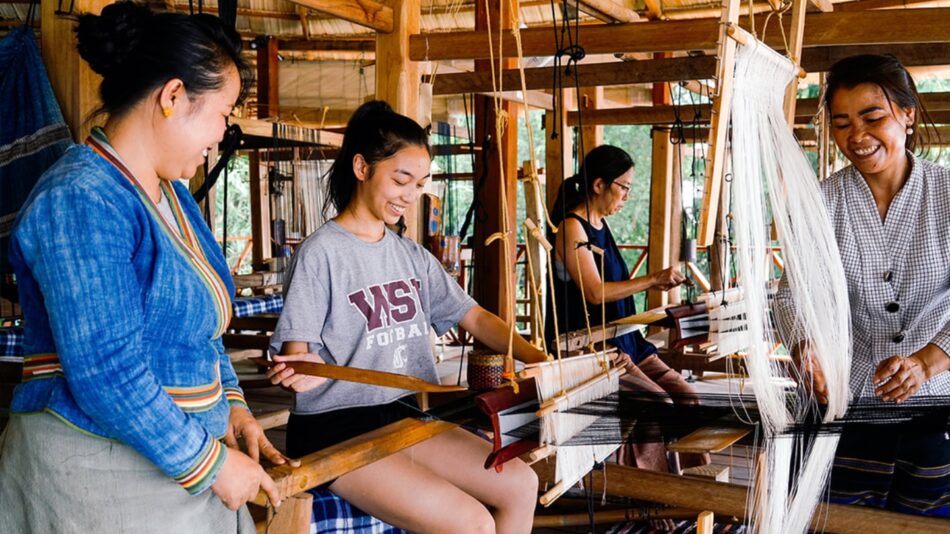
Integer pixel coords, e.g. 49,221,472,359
612,182,632,194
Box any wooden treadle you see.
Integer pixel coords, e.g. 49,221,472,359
668,425,750,454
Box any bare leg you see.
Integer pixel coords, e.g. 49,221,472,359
409,428,538,534
329,451,496,534
329,427,537,534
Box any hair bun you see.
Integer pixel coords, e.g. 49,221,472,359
76,1,152,77
348,100,395,126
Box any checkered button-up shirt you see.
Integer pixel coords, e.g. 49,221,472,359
776,154,950,399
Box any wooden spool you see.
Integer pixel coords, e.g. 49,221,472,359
467,351,505,391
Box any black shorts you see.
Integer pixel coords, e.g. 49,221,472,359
286,395,421,461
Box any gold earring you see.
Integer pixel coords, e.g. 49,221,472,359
162,107,172,118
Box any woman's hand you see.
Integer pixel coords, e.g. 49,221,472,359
791,341,828,404
265,353,329,393
650,267,688,291
225,406,290,466
211,448,280,510
610,351,636,372
873,354,927,403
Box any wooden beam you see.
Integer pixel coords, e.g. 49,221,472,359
532,461,950,534
288,0,394,33
409,8,950,60
232,117,344,146
836,0,950,10
472,0,519,325
784,0,809,126
647,128,674,310
248,152,272,268
698,0,740,248
569,0,640,23
544,89,575,212
568,93,950,128
276,37,375,52
808,0,834,12
376,0,422,241
578,86,603,160
254,418,455,505
434,42,949,96
256,36,279,120
41,0,109,142
433,55,715,95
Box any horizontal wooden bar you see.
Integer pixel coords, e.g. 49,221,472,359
532,461,950,534
433,56,717,95
410,9,950,60
254,417,455,506
433,43,950,97
568,93,950,126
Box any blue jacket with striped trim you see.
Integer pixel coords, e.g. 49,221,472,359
9,143,246,495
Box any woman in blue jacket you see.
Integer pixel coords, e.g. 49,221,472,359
0,3,282,532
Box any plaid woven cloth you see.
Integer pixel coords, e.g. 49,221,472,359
309,489,407,534
232,294,283,318
0,327,23,361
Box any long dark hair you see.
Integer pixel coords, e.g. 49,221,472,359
325,100,431,222
549,145,634,229
76,1,252,119
824,54,939,153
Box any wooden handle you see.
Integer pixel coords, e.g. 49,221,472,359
251,358,467,393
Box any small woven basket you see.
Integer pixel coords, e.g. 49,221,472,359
467,351,505,391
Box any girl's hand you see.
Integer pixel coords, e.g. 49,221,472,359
265,353,329,392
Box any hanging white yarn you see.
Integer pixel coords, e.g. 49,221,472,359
295,159,334,237
729,39,851,533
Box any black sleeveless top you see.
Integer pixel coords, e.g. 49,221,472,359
544,214,657,364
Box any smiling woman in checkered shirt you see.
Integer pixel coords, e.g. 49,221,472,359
776,54,949,517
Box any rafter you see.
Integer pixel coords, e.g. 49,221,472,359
288,0,394,33
409,8,950,60
567,0,640,23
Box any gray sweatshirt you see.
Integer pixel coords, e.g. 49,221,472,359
270,221,476,414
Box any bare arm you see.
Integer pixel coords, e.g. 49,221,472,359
556,217,684,304
458,305,549,364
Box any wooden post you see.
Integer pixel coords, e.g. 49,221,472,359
783,0,808,127
376,0,423,242
577,86,602,162
647,128,674,310
257,36,279,120
544,88,574,213
697,0,740,247
472,0,519,322
523,161,546,347
249,152,272,269
41,0,110,142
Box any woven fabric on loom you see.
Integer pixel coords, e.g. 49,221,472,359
232,294,284,318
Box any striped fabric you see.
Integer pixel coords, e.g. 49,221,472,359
87,128,232,340
0,327,22,361
223,386,249,411
232,294,284,318
829,424,949,517
22,350,233,416
20,353,58,379
173,437,227,495
164,380,224,413
309,489,406,534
